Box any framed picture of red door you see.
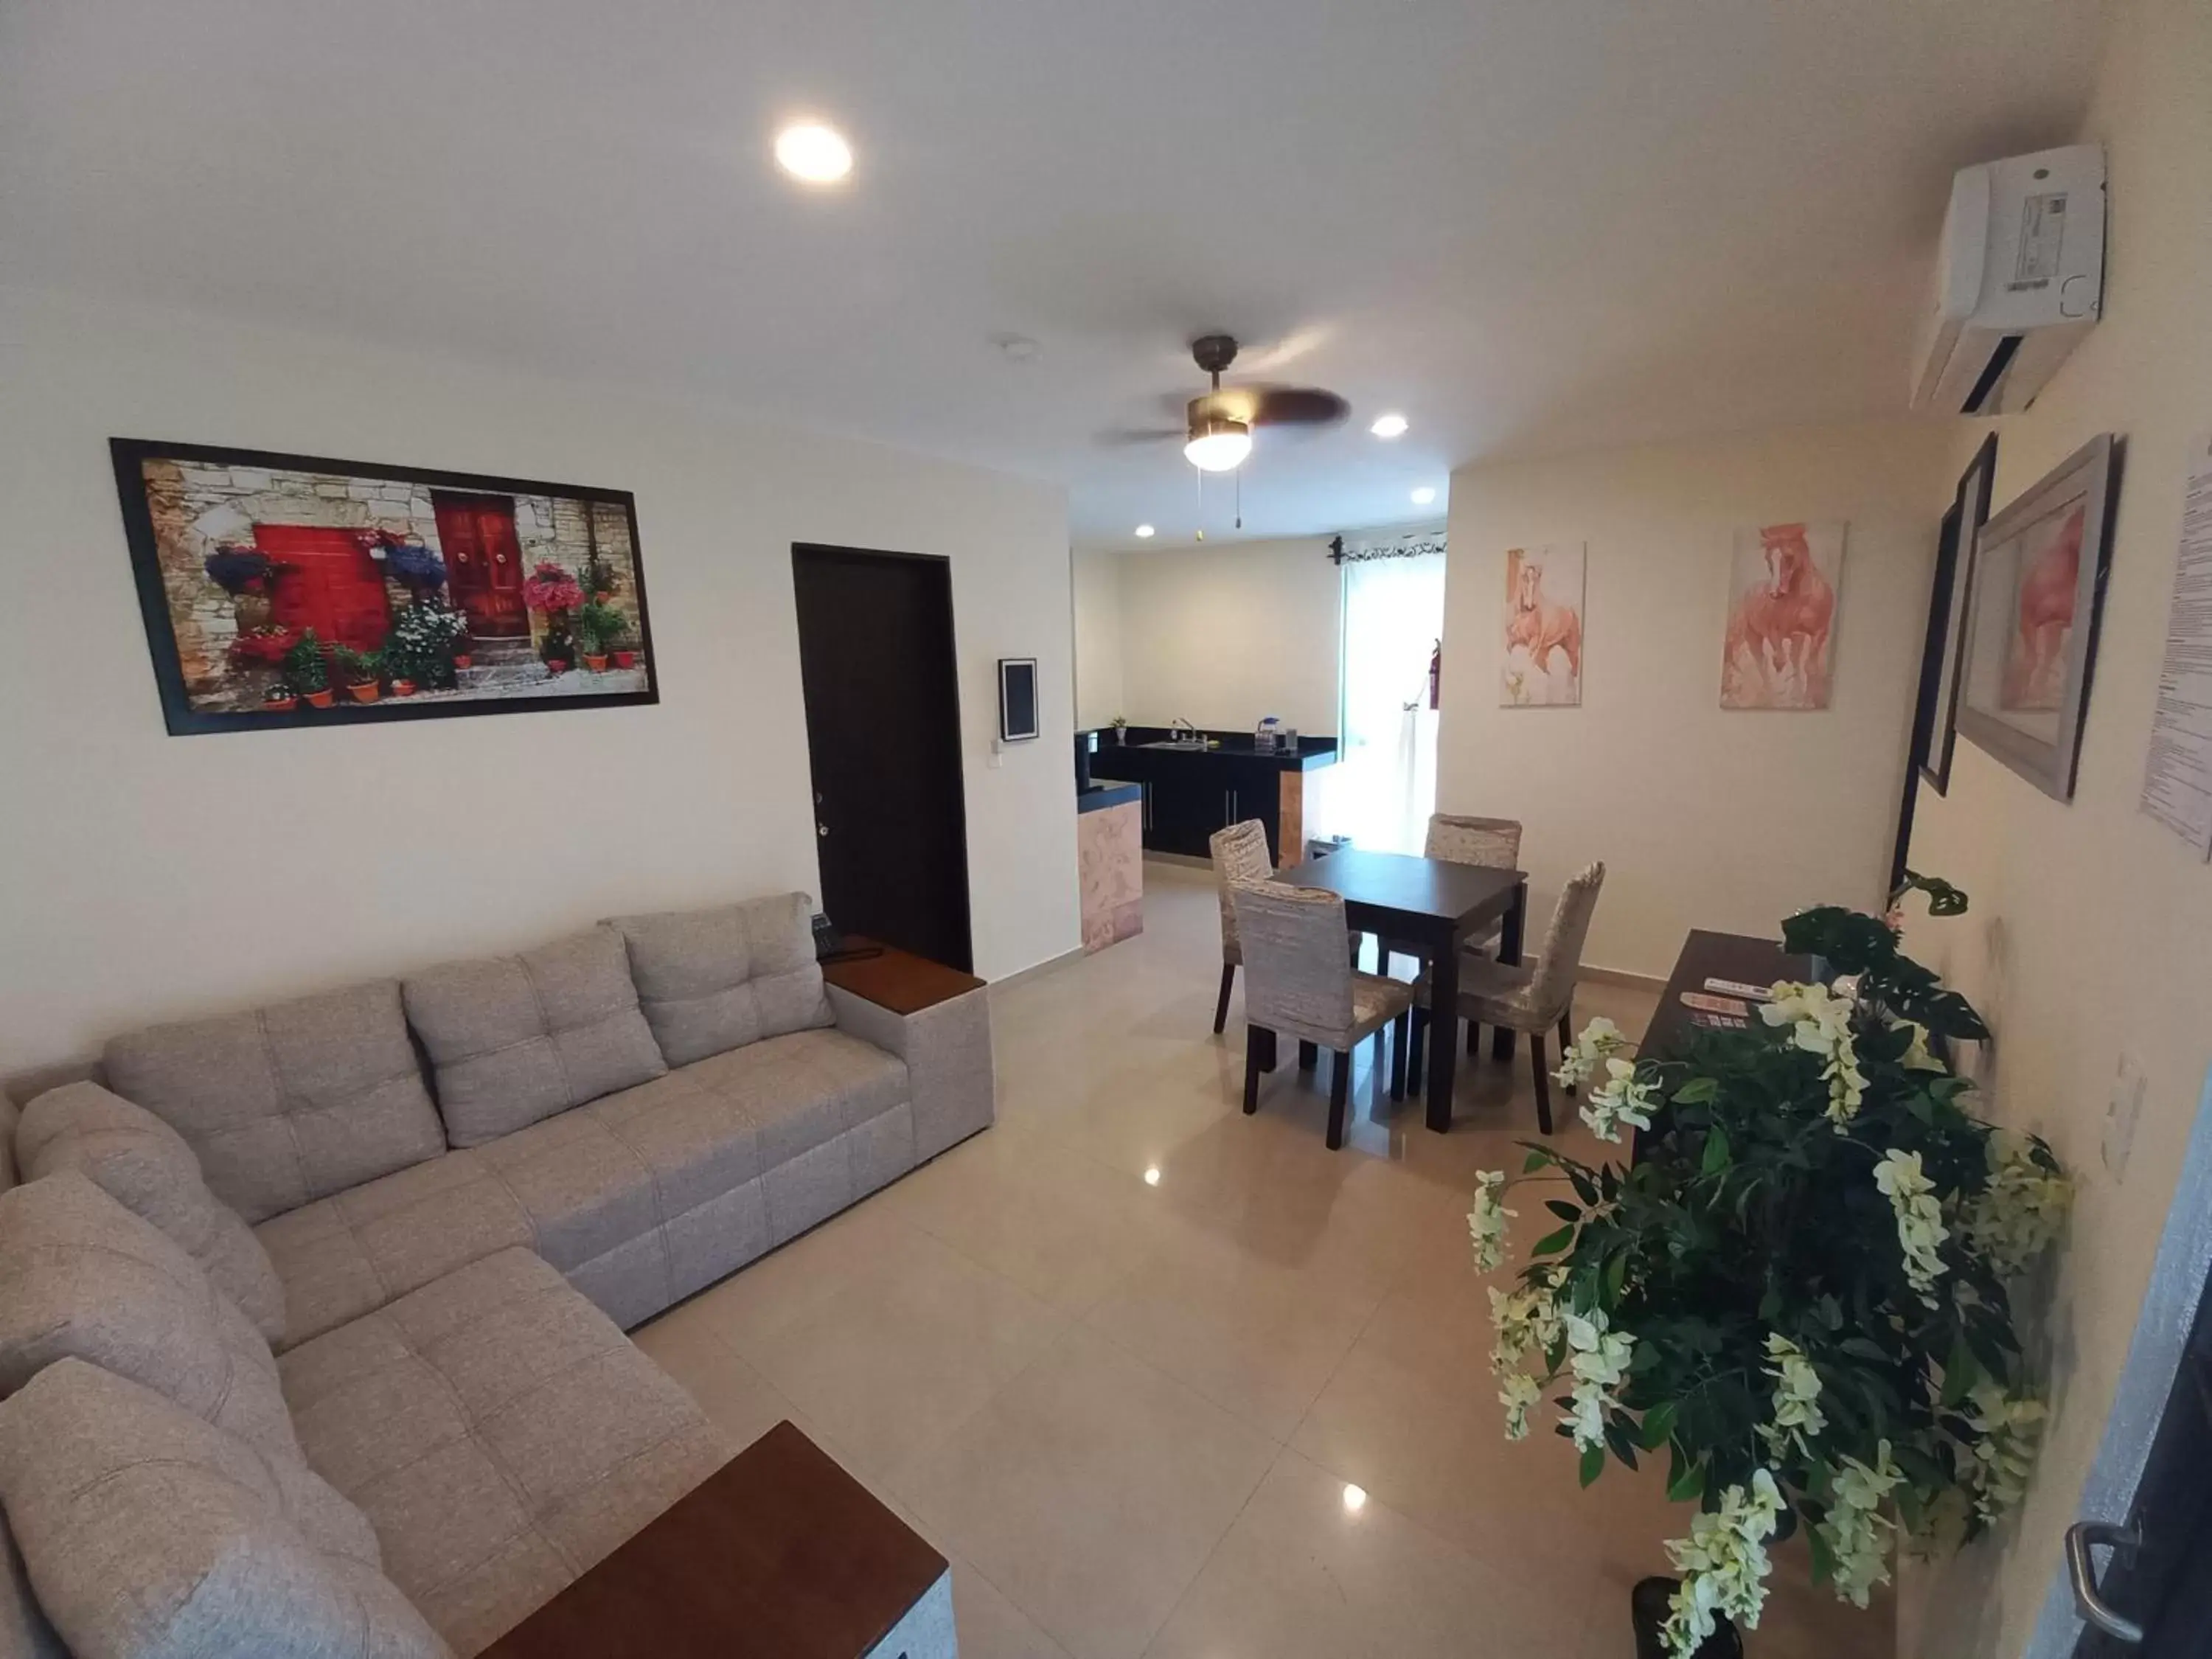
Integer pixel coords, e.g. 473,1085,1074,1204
111,439,658,735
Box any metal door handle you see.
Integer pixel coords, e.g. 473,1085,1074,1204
817,824,830,838
2066,1520,2144,1644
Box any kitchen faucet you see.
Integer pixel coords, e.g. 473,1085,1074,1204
1169,717,1198,738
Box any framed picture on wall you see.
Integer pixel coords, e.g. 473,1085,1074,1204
111,438,658,736
1955,434,2118,801
1916,434,1999,794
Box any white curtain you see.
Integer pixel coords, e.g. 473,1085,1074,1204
1310,535,1445,856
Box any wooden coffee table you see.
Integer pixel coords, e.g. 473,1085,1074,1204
479,1421,953,1659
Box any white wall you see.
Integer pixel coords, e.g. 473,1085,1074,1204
0,287,1079,1082
1899,0,2212,1650
1093,537,1342,734
1439,418,1960,977
1071,548,1124,730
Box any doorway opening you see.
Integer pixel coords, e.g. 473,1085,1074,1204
791,544,973,972
1312,535,1447,855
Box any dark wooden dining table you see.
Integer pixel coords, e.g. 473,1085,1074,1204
1272,848,1528,1133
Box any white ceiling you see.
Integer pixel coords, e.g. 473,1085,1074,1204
0,0,2107,550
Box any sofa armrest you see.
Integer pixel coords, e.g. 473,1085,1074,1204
827,984,995,1163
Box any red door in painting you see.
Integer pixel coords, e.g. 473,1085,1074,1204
258,525,392,653
434,493,528,638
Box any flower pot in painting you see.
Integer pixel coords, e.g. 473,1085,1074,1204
392,678,417,698
304,688,335,709
583,653,609,672
262,692,297,714
451,653,473,670
613,650,636,669
347,682,380,704
232,591,274,631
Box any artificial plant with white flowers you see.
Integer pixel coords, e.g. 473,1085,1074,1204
1469,876,2070,1657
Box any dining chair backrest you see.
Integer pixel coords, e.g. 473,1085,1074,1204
1231,884,1354,1046
1528,862,1607,1018
1425,814,1523,870
1210,819,1275,957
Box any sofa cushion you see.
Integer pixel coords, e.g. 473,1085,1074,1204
607,894,833,1067
104,979,446,1225
404,928,667,1148
279,1249,726,1656
0,1171,302,1466
681,1026,908,1163
18,1079,287,1342
0,1509,63,1659
0,1358,445,1659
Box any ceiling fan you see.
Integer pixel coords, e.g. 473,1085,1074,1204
1107,334,1351,472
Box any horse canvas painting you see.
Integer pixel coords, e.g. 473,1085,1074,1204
1500,543,1585,706
1719,521,1846,710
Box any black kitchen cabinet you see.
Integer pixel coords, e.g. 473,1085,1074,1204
1088,728,1337,866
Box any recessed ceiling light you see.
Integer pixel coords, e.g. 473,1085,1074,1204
1370,413,1409,439
1143,1166,1161,1186
1342,1484,1368,1512
1411,486,1438,506
1133,524,1155,539
773,122,852,184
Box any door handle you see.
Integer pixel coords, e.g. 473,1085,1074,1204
2065,1520,2144,1644
817,824,830,838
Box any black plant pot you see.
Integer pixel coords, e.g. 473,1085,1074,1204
1632,1577,1742,1659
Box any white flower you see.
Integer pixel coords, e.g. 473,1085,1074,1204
1873,1148,1950,1304
1895,1019,1947,1073
1818,1440,1902,1607
1555,1015,1631,1089
1964,1383,2045,1523
1663,1470,1786,1656
1582,1056,1659,1143
1561,1307,1635,1453
1763,981,1867,1127
1489,1281,1562,1376
1964,1134,2071,1278
1468,1171,1514,1273
1757,1333,1827,1457
1499,1371,1543,1441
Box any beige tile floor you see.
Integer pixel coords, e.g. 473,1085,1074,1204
634,862,1894,1659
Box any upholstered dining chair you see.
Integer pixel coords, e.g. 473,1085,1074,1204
1231,883,1417,1150
1392,813,1524,1066
1209,819,1276,1034
1418,861,1605,1135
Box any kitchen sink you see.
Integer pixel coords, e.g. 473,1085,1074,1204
1138,739,1217,751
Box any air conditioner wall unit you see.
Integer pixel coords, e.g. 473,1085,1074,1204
1911,144,2105,417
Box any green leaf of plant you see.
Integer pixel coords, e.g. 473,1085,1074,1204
1532,1225,1574,1257
1701,1125,1731,1176
1666,1455,1705,1504
1604,1251,1630,1305
1638,1402,1678,1450
1941,1335,1983,1407
1546,1200,1582,1223
1579,1444,1606,1488
1523,1150,1551,1174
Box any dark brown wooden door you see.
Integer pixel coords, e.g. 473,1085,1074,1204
258,524,392,653
791,545,972,972
434,492,528,637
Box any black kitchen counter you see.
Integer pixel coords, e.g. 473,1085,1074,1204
1086,726,1338,774
1076,781,1143,815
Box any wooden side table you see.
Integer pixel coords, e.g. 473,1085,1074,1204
821,936,986,1015
479,1421,953,1659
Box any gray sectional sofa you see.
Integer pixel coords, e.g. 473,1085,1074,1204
0,891,994,1657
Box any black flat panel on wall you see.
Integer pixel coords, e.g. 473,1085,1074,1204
791,544,973,973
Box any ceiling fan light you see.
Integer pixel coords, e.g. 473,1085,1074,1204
1184,415,1252,473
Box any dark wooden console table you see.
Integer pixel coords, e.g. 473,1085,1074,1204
821,936,986,1014
479,1421,950,1659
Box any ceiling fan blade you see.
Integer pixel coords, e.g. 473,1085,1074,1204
1246,386,1350,427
